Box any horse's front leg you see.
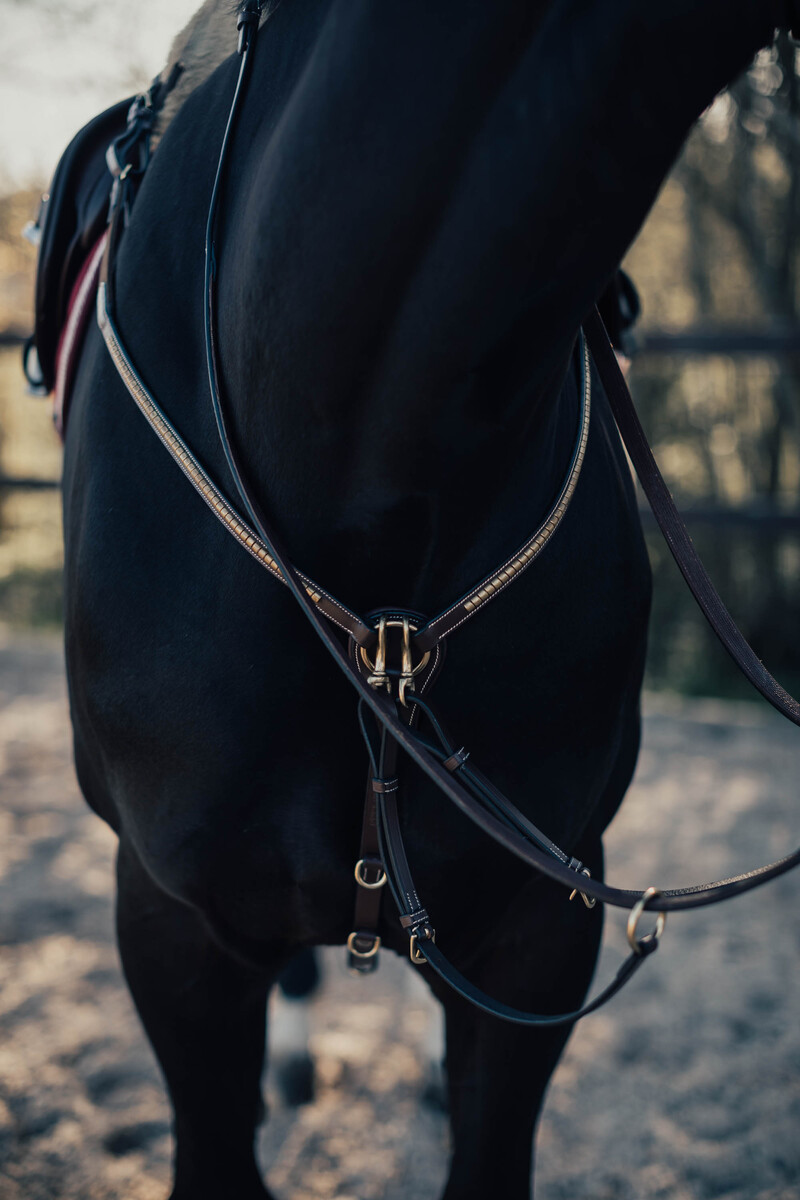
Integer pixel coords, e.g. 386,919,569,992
435,846,604,1200
115,839,278,1200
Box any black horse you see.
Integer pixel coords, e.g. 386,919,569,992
60,3,793,1197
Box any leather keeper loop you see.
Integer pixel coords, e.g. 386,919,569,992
399,907,431,931
372,776,399,795
443,747,470,772
237,2,261,53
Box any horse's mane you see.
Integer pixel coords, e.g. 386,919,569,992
152,1,277,148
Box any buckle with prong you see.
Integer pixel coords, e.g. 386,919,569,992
569,866,597,909
409,924,436,964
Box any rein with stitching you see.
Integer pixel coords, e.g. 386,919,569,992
95,7,800,1023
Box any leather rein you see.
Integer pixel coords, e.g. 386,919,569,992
94,3,800,1026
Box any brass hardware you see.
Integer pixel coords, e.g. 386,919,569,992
399,617,415,707
626,887,666,954
347,930,381,959
569,867,597,910
365,615,390,692
409,927,436,964
359,617,431,705
119,163,133,182
354,858,386,890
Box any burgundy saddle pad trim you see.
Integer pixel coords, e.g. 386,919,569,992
53,232,108,440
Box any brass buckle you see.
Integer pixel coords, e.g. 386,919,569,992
347,930,381,960
626,887,666,955
409,926,436,964
354,858,387,890
569,867,597,910
360,617,431,706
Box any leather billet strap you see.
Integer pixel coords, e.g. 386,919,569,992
98,9,800,917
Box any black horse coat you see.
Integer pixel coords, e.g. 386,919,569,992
60,4,792,1197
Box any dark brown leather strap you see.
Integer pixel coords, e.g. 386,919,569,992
372,741,659,1027
413,334,591,654
347,763,396,974
347,618,446,971
584,308,800,728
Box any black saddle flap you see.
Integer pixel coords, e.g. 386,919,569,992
30,96,134,392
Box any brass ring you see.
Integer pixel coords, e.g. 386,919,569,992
347,930,380,959
354,859,386,890
627,887,666,954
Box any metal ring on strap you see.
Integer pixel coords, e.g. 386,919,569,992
626,887,667,955
354,858,387,890
347,930,381,959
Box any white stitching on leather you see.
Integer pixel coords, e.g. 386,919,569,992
100,285,364,639
100,283,587,654
425,337,591,638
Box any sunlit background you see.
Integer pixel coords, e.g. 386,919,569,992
0,0,197,625
0,0,199,188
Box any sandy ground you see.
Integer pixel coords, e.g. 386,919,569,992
0,628,798,1200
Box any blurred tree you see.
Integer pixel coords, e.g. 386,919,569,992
680,35,800,501
625,35,800,695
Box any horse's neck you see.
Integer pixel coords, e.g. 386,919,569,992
143,0,786,609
